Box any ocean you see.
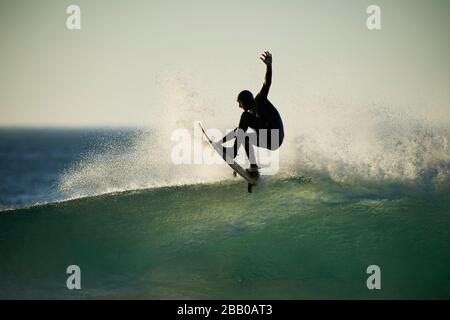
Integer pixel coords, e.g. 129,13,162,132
0,127,449,299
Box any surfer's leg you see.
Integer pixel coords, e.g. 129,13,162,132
238,112,265,132
239,112,282,151
236,112,268,167
244,132,258,167
230,128,258,166
264,127,284,150
222,144,238,160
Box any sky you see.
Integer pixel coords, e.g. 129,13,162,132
0,0,449,127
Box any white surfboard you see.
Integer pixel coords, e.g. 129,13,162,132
198,122,258,192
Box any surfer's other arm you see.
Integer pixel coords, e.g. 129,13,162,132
259,51,272,98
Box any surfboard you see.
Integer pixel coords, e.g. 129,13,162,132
198,122,258,193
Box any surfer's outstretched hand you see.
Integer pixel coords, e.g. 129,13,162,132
260,51,272,65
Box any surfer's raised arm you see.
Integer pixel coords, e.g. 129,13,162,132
259,51,272,98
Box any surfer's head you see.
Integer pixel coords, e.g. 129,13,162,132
237,90,254,110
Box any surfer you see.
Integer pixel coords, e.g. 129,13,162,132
219,51,284,177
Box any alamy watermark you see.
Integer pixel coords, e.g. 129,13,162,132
66,5,81,30
64,5,381,31
366,265,381,290
366,5,381,30
171,123,280,174
66,265,81,290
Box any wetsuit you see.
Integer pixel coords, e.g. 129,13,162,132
223,65,284,164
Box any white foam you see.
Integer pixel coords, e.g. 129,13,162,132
58,73,450,200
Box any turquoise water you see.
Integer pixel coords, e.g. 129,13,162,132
1,176,449,299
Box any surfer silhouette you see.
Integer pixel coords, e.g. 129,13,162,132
219,51,284,177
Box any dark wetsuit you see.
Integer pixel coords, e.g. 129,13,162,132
225,65,284,163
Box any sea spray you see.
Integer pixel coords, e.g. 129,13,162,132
58,73,450,201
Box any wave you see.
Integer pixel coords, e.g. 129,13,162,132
1,174,449,299
56,74,450,202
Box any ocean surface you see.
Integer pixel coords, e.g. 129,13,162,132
0,127,449,299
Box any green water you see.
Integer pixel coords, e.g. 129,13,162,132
0,176,449,299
